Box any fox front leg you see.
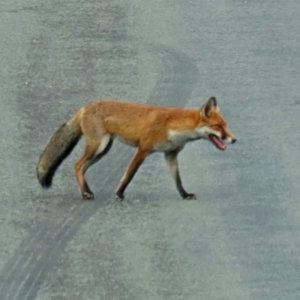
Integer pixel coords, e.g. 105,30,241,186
164,151,196,200
115,148,149,200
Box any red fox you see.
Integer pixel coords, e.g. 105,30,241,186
37,97,236,200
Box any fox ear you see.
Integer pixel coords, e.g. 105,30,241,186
200,97,217,117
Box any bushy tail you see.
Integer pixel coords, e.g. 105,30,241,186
37,112,82,188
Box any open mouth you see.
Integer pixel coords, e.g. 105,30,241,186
209,134,226,151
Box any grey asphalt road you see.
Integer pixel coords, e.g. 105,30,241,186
0,0,300,299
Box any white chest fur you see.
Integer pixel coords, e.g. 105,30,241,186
153,128,207,153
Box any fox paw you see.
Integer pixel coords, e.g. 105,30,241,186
182,193,197,200
82,191,94,200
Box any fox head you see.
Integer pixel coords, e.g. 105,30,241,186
198,97,236,151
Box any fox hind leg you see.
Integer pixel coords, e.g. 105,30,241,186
75,144,98,200
75,134,112,200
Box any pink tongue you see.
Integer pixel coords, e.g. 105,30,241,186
210,135,226,151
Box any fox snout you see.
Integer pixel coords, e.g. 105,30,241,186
207,128,236,151
224,136,237,144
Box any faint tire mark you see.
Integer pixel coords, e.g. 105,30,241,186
147,43,198,107
0,202,98,300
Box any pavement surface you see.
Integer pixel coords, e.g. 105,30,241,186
0,0,300,299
